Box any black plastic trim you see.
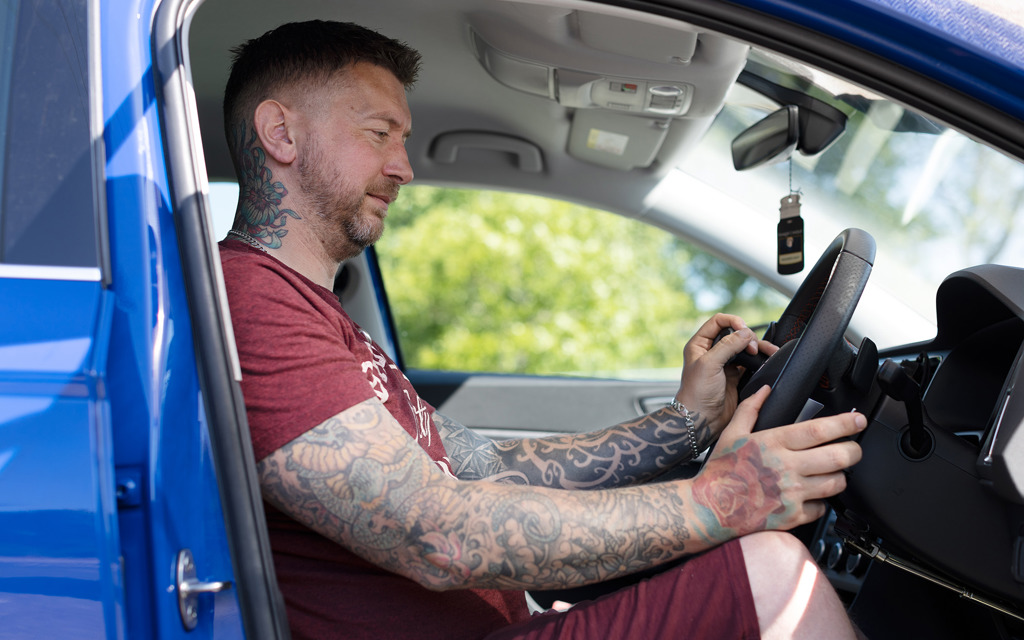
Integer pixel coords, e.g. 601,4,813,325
364,245,407,370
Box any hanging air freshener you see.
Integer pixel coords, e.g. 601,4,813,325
777,193,804,274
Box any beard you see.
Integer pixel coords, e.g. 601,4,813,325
297,136,399,261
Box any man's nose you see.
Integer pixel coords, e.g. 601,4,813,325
387,145,414,184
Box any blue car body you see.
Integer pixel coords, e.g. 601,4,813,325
0,0,1021,638
0,1,244,638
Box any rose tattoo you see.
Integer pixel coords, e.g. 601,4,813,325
693,440,785,532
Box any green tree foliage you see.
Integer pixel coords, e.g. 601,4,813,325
377,186,786,378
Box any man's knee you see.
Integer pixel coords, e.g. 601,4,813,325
740,531,819,596
740,531,857,639
741,530,814,566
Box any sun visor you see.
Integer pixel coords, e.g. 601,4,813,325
471,29,693,116
574,11,698,65
471,29,556,99
567,110,669,170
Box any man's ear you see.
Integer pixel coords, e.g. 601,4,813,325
253,99,296,165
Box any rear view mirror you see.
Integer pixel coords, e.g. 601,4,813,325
732,105,799,171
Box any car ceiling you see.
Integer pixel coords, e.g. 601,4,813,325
189,0,749,218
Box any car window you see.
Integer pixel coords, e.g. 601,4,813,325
0,0,97,268
677,58,1024,348
376,186,788,380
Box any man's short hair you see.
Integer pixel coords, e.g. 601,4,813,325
223,20,421,164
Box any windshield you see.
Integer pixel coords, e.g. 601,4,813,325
673,53,1024,349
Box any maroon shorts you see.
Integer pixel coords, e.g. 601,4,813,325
484,539,759,640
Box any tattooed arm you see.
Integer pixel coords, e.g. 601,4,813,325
434,406,712,488
257,388,865,592
437,313,776,488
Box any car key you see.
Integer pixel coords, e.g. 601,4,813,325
778,193,804,275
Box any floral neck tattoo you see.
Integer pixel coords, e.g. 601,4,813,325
230,122,301,251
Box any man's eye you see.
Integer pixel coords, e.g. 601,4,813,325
375,130,389,139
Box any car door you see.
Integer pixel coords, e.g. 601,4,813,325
0,1,127,637
99,0,258,634
0,1,259,638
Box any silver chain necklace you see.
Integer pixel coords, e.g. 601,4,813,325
227,229,268,253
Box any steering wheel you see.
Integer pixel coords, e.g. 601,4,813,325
741,228,876,430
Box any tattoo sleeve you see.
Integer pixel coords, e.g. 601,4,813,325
258,398,722,592
433,406,713,489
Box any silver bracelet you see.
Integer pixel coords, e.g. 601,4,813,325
668,399,701,460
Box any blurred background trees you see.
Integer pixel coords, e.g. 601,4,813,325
377,186,786,378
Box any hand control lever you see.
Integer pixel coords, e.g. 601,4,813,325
877,359,932,459
713,327,769,371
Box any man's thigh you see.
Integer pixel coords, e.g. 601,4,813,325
484,539,759,640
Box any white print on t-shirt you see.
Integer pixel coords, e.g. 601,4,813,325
404,388,433,446
356,329,442,456
437,457,457,479
361,361,389,403
358,329,398,404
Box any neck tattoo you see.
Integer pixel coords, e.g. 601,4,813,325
227,229,269,253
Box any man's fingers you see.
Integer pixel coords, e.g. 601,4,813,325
697,326,759,369
799,471,850,502
757,339,779,357
682,314,763,379
799,499,830,524
778,412,867,451
703,313,747,336
691,314,754,350
793,441,863,477
723,385,771,436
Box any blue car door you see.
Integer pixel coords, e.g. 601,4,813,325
0,0,124,636
0,1,262,637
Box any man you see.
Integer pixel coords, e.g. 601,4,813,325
219,20,867,640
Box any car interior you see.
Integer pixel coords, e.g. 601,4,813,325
161,0,1024,637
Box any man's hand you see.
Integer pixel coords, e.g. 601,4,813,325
676,314,778,437
690,385,865,539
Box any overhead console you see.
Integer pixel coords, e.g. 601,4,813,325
466,1,749,170
470,27,695,117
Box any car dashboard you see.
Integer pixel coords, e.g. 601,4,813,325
815,264,1024,638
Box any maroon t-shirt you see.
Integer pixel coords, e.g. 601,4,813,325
219,240,530,639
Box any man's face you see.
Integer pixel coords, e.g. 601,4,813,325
296,62,414,261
